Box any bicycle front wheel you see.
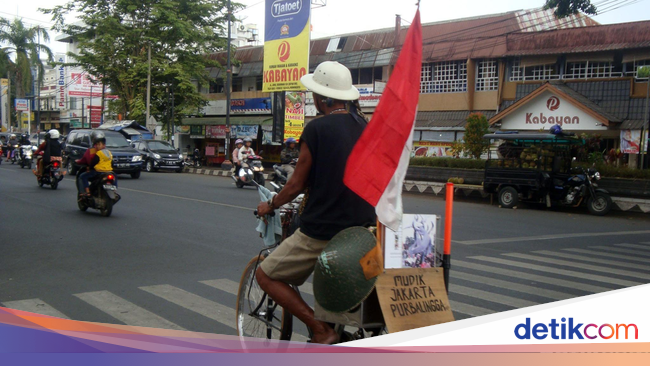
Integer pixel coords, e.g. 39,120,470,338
236,255,293,341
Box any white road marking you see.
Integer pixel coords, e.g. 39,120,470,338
199,279,309,342
534,250,650,271
451,271,572,300
503,253,650,280
2,298,70,319
140,284,235,329
451,285,537,308
449,300,494,317
456,230,650,245
453,260,613,293
119,187,254,211
614,243,650,251
74,291,185,330
563,248,650,263
591,246,650,258
470,256,641,287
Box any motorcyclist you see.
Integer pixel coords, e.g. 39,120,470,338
6,134,18,161
18,133,31,161
238,137,255,163
232,139,244,176
78,131,114,196
279,137,300,182
33,130,62,180
193,146,201,166
254,61,375,344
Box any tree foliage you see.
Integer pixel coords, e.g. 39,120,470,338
42,0,241,125
543,0,597,18
461,113,490,159
0,17,54,98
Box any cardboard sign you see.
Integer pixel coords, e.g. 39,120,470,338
376,268,454,333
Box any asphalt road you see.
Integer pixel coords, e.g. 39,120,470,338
1,163,650,338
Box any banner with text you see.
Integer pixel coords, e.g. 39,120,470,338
263,0,310,92
205,125,227,139
68,73,118,99
284,92,305,141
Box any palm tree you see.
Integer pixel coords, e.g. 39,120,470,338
0,17,54,98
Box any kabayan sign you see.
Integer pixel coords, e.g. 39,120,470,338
500,91,607,131
263,0,310,92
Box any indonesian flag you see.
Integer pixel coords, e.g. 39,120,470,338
343,10,422,231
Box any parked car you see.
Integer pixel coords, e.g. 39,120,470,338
64,129,143,178
132,140,184,173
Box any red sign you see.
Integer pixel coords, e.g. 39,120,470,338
546,96,560,111
87,105,103,127
278,41,291,62
205,125,227,139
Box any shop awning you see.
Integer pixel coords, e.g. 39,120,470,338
181,116,273,126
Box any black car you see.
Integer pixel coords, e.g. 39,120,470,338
64,129,143,178
133,140,184,173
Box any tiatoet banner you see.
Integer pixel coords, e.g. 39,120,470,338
263,0,310,92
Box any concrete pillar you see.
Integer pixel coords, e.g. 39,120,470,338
466,59,476,111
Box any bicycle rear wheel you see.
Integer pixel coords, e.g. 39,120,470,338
236,255,293,341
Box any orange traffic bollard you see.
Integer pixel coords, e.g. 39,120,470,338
443,182,453,293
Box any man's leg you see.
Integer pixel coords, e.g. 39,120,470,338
284,165,295,182
256,268,338,344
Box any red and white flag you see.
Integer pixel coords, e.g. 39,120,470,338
343,10,422,231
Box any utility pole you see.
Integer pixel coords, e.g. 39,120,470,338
641,71,650,169
170,83,175,148
89,84,93,128
166,85,170,144
81,97,85,129
223,0,232,169
101,82,106,125
37,27,41,134
146,44,151,127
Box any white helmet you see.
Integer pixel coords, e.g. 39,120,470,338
48,129,60,139
300,61,359,101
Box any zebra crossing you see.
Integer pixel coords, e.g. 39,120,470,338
2,242,649,334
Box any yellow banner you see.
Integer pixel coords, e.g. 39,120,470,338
20,112,35,122
284,92,305,140
263,20,310,92
1,78,8,86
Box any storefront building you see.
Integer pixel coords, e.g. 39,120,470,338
198,8,649,165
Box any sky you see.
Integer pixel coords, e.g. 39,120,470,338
1,0,649,56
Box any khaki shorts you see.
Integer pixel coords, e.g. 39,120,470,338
259,229,329,286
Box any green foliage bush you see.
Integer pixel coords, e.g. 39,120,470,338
574,163,650,180
410,157,486,170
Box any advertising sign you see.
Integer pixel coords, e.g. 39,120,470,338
500,91,607,131
190,125,205,139
232,125,259,140
56,54,66,110
284,92,305,141
411,141,454,157
620,130,641,154
69,72,118,99
15,99,29,111
87,105,102,128
231,98,272,114
357,84,382,108
263,0,310,92
205,125,227,139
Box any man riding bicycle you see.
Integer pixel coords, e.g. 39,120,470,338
255,61,375,344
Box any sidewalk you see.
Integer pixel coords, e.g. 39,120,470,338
183,167,650,214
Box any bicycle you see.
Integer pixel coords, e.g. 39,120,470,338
234,177,387,342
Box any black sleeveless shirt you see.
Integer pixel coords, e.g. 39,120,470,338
298,113,376,241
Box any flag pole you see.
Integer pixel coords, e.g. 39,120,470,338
443,182,453,294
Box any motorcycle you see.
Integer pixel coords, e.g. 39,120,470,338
19,145,34,169
38,159,64,190
549,163,612,216
232,154,265,188
9,144,20,164
184,157,201,168
76,167,120,217
272,158,298,186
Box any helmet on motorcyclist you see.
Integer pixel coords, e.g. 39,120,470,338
235,139,244,145
10,134,16,139
550,125,563,135
285,137,297,147
48,129,60,139
91,131,106,145
243,137,252,143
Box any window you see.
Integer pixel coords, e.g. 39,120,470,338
420,61,468,93
421,131,455,142
625,60,650,79
564,61,622,79
510,59,559,81
326,37,347,53
209,79,224,93
256,76,263,91
68,132,79,145
476,60,498,91
349,67,383,85
232,77,243,92
69,97,77,110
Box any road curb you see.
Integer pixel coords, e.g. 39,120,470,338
183,168,650,213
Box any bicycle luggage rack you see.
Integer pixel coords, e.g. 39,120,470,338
314,289,385,329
